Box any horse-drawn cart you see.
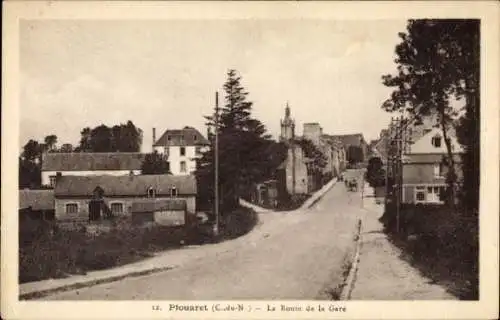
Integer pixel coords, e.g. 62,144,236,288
347,178,358,192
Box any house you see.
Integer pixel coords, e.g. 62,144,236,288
19,189,55,220
53,174,197,222
152,126,210,175
332,133,369,164
302,123,347,178
277,104,309,196
41,152,146,187
401,122,463,205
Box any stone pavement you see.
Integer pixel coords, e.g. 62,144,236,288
349,186,458,300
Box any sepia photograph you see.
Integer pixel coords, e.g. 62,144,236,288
2,1,499,319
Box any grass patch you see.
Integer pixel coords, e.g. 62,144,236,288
382,204,479,300
19,217,205,284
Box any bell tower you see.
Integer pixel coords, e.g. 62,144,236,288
280,102,295,143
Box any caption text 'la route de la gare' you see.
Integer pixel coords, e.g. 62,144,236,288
153,303,347,313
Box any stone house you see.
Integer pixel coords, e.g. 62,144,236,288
152,126,210,175
302,123,347,178
41,152,146,188
53,174,197,222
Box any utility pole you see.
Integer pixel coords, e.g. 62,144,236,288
213,91,220,237
394,115,404,234
384,118,393,210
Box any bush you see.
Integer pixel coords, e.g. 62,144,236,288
19,221,190,284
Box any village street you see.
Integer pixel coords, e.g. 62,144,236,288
42,171,367,300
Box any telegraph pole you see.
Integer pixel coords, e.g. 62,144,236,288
213,91,220,237
384,118,393,210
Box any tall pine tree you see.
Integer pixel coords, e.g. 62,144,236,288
196,69,276,213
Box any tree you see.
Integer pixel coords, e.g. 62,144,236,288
19,139,45,188
60,143,74,153
295,138,327,172
44,135,58,152
140,151,171,175
366,157,385,188
21,139,43,162
381,19,479,207
77,121,143,152
196,69,274,212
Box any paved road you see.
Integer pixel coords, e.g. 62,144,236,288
44,170,366,300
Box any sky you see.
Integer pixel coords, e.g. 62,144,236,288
20,19,408,153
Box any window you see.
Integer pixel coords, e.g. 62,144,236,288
431,135,442,148
110,203,123,214
180,161,186,173
427,186,443,203
180,147,186,156
167,135,171,141
171,186,178,197
66,203,78,214
433,163,443,177
49,176,56,187
194,135,197,141
147,187,156,198
415,186,426,203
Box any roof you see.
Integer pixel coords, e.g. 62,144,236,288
321,135,344,149
19,190,54,210
332,134,366,147
153,126,209,147
54,174,197,197
42,152,146,171
131,199,187,213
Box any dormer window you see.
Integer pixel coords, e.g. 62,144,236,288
431,135,442,148
147,186,156,198
171,185,178,197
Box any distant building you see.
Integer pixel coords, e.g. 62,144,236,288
303,123,347,178
41,152,146,188
277,104,309,195
152,126,210,175
54,174,197,222
332,133,369,163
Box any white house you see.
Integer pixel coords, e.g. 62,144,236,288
401,122,464,205
152,126,210,175
41,152,146,188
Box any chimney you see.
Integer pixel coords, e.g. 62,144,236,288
152,127,156,146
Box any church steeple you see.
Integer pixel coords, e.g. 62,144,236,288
280,102,295,143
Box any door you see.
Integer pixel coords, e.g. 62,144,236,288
89,200,102,221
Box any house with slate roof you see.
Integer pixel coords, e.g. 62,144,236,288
400,116,464,205
41,152,146,187
152,126,210,175
54,174,197,222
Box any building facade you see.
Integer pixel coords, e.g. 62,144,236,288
401,125,463,205
278,104,309,195
152,126,210,175
41,152,145,187
54,174,197,221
